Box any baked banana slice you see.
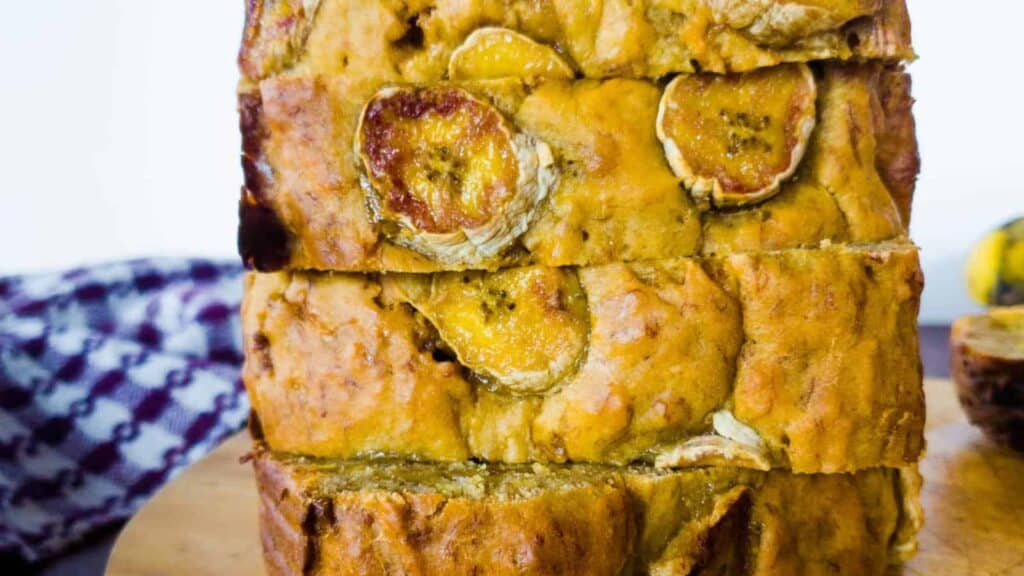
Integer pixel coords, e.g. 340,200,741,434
355,86,556,264
391,266,589,394
657,63,816,207
448,27,575,83
655,410,771,470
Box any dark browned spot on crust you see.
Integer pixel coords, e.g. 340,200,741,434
252,332,274,371
238,90,292,270
644,320,661,338
248,409,265,442
239,91,270,199
689,492,753,575
300,501,322,576
318,499,337,525
394,14,426,50
239,188,292,271
410,310,459,365
873,64,919,227
430,347,458,364
846,30,861,49
239,90,265,155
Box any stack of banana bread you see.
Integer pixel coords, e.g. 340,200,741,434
237,1,923,574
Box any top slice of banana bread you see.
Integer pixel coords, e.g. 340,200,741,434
239,0,913,83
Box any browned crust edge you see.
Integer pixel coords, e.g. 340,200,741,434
843,0,915,63
253,452,921,576
238,0,914,83
873,64,919,227
239,0,319,84
238,91,293,271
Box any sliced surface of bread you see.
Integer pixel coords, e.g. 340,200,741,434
255,449,921,576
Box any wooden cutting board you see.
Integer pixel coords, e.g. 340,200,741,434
105,379,1024,575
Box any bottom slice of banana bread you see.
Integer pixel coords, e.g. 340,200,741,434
255,451,920,576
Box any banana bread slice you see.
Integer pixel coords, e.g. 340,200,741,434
255,450,921,576
951,306,1024,450
239,0,912,83
243,243,924,473
240,62,917,272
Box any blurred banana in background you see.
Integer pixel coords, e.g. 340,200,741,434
966,217,1024,306
957,217,1024,452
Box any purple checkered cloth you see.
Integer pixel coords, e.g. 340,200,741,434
0,259,247,563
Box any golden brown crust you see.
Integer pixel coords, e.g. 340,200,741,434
242,244,924,472
239,63,914,272
239,0,320,86
255,451,920,576
715,244,925,471
701,62,914,253
238,0,913,83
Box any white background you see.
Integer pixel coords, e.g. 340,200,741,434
0,0,1021,323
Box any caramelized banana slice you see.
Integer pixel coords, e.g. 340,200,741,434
657,64,816,207
397,266,589,394
356,86,556,264
655,410,771,470
655,436,771,470
448,27,574,83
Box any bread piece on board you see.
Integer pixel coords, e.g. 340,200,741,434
952,306,1024,451
255,450,921,576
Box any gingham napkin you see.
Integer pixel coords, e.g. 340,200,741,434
0,259,248,562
